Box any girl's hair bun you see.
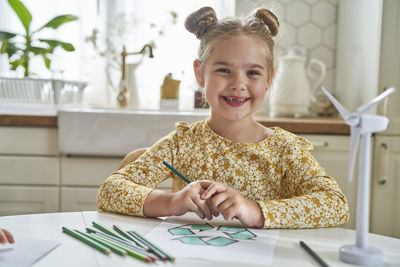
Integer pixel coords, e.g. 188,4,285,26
185,6,218,39
254,8,279,37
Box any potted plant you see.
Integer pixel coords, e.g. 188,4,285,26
0,0,85,105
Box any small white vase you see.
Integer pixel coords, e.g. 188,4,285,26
126,62,140,108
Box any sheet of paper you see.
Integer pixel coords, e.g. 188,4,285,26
0,237,60,267
146,214,279,265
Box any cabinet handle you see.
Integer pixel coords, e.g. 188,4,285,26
378,143,389,185
311,141,328,148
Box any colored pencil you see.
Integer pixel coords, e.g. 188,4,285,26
91,233,153,262
62,226,110,254
300,241,330,267
87,227,147,251
92,221,130,242
112,225,146,248
163,160,192,184
86,228,158,260
75,230,127,256
129,230,175,262
127,231,167,261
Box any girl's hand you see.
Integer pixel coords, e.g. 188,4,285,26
201,182,264,228
171,180,216,220
0,229,14,244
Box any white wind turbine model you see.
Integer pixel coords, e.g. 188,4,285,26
321,86,395,266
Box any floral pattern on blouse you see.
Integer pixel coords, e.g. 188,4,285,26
97,120,349,228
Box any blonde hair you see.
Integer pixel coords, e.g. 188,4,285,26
184,6,279,71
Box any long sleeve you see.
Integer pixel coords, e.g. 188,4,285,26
258,137,350,228
96,131,179,216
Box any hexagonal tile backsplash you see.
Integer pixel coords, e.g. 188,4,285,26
236,0,338,92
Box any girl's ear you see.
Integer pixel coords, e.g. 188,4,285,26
266,67,275,90
193,59,204,87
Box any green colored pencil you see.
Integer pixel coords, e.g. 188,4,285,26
62,226,110,255
75,230,127,257
129,230,175,262
92,221,130,242
163,160,192,184
88,231,158,261
91,233,152,262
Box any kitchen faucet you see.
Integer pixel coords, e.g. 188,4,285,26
118,44,154,107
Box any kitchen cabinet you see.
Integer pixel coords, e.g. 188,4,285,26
336,0,400,238
0,126,59,215
371,136,400,238
60,156,122,212
60,156,173,211
302,134,357,230
371,0,400,238
0,125,355,230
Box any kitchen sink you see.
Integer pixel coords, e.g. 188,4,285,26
58,106,210,156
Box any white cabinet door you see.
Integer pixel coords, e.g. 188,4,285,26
0,127,58,155
60,187,99,212
60,156,122,186
0,186,59,215
0,155,59,185
302,134,357,230
372,136,400,238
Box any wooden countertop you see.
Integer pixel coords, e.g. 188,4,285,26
0,113,349,134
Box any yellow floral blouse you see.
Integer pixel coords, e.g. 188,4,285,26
97,120,349,228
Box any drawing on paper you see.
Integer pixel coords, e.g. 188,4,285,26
168,223,257,247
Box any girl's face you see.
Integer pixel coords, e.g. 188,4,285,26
194,35,274,124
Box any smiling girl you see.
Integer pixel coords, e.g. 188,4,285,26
97,6,349,229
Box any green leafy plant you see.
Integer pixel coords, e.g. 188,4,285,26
0,0,78,77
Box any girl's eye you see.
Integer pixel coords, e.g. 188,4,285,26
216,68,230,73
247,70,260,76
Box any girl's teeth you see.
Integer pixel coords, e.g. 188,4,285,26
226,97,246,103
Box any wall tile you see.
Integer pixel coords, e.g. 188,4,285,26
287,1,310,25
236,0,339,92
312,1,336,27
298,23,321,48
311,45,334,69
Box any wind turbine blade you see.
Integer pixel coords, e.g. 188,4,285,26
356,87,396,115
321,87,350,118
348,126,361,182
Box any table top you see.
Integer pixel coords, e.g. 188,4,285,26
0,211,399,267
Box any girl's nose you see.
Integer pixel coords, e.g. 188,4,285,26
231,73,246,91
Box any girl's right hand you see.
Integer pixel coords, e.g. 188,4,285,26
171,180,216,220
0,229,14,244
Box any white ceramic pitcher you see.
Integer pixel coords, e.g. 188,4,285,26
269,46,326,117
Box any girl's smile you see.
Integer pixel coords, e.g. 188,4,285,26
222,95,250,106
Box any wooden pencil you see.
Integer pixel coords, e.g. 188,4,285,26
86,228,158,260
163,160,192,184
129,230,175,262
92,221,130,242
62,226,110,255
75,230,127,257
91,233,152,262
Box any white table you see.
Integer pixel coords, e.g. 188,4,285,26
0,211,399,267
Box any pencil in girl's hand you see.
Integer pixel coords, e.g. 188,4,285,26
163,160,192,184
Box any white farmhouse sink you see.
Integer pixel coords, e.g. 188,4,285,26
58,107,210,156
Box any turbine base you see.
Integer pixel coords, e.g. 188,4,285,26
339,244,383,265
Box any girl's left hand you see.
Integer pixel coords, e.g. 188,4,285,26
200,181,264,228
